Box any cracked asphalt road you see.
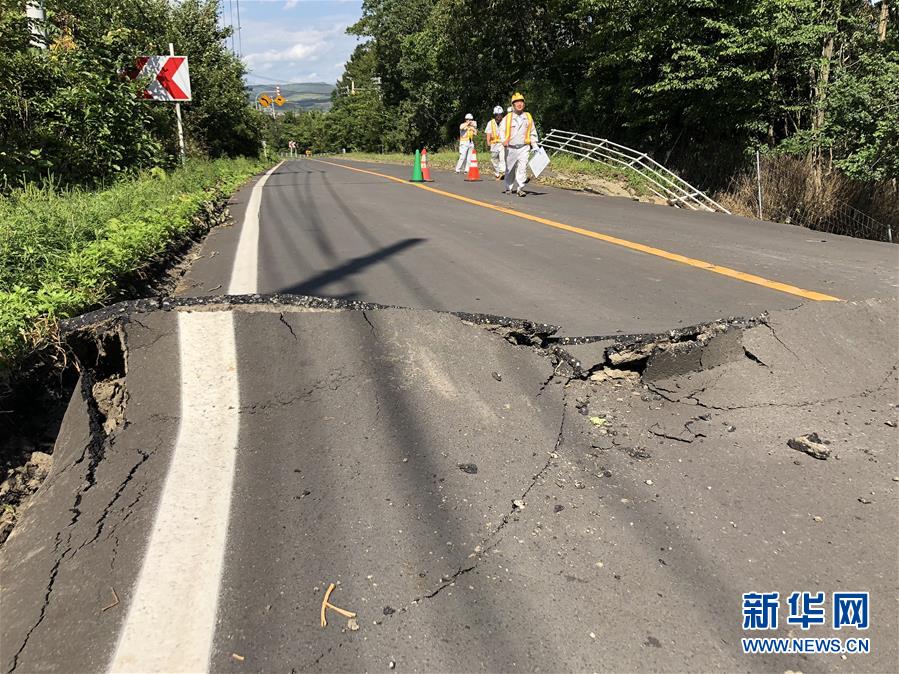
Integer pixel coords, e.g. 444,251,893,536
1,160,897,672
2,299,897,672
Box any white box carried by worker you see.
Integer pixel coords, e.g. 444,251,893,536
528,146,550,178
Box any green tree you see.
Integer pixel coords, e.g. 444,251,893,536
328,44,391,151
0,0,260,191
0,0,165,188
167,0,261,158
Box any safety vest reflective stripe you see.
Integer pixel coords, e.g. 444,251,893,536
460,127,474,142
504,112,533,143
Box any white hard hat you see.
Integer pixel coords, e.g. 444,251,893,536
465,113,474,120
493,105,504,115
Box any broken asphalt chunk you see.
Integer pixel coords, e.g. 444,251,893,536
589,368,639,382
787,433,831,460
457,463,478,474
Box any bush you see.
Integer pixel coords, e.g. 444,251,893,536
0,157,270,370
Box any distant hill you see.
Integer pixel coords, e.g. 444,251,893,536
245,82,335,112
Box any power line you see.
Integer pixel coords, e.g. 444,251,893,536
228,0,235,55
244,72,287,84
235,0,242,58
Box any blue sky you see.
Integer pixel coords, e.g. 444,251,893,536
220,1,365,85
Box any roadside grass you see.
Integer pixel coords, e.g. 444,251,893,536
338,149,654,197
336,150,459,172
0,157,271,372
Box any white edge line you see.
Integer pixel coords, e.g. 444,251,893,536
227,161,284,295
108,311,239,673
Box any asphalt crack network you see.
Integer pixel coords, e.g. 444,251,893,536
5,372,123,672
238,371,354,413
126,322,171,352
648,418,707,443
388,388,570,618
73,440,162,556
646,365,898,412
6,532,70,673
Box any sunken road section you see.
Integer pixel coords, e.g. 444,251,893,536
0,295,896,673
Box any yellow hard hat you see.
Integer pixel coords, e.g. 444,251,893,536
511,92,525,104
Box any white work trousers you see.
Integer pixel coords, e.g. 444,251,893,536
489,143,506,176
455,142,473,172
504,146,530,192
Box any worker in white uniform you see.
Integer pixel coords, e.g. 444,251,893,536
455,113,477,173
485,106,506,179
502,92,538,196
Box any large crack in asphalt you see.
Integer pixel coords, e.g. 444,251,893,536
72,439,161,556
5,532,66,673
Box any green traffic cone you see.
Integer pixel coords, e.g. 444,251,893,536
410,149,424,182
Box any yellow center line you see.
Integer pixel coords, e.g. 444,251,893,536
311,158,842,302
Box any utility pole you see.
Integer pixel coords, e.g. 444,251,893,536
879,1,889,42
25,0,46,48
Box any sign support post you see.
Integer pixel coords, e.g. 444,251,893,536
170,43,186,164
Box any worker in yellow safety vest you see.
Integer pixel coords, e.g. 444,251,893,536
485,106,506,179
502,92,538,197
455,113,478,174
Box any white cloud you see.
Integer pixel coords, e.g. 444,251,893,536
243,24,343,64
245,41,321,64
283,1,299,9
241,18,361,83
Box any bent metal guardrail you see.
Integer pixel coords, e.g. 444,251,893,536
541,129,730,214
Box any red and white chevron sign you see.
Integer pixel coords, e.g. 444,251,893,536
132,55,191,102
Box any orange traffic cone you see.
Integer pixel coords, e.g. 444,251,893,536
465,147,482,182
421,148,434,181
